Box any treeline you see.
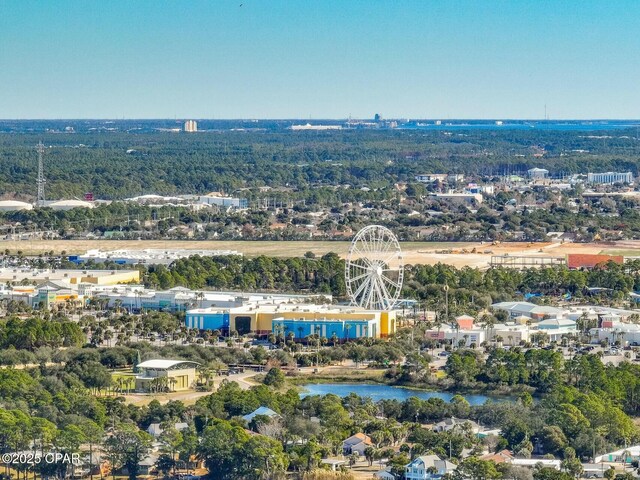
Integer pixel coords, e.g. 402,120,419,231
0,315,84,350
146,256,640,307
145,253,346,294
404,261,640,314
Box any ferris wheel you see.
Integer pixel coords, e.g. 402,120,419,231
345,225,404,310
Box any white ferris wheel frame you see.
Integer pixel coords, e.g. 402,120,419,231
345,225,404,311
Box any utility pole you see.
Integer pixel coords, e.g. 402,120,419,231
36,142,46,207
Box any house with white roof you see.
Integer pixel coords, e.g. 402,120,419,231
147,422,189,437
433,417,480,434
242,406,280,423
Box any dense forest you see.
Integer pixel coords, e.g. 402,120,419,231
1,128,640,201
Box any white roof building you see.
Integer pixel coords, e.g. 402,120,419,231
136,359,200,370
595,445,640,464
0,200,33,211
46,199,94,210
492,302,566,319
242,406,279,422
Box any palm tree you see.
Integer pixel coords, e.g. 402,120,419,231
169,377,178,392
196,291,205,308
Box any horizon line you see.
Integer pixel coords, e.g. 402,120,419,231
2,117,640,122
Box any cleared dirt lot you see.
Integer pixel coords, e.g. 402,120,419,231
2,239,638,268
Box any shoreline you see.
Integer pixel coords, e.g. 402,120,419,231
288,372,533,399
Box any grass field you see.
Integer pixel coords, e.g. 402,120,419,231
6,238,640,267
599,249,640,257
0,239,473,258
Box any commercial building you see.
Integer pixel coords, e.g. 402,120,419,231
595,445,640,464
587,172,633,184
44,199,95,210
72,248,241,266
528,168,549,179
465,183,494,195
0,200,33,212
134,359,200,392
415,174,465,184
184,120,198,133
567,254,624,269
272,316,379,341
197,193,248,209
0,268,139,286
290,123,342,130
186,303,397,339
429,192,483,204
97,286,328,313
491,301,564,320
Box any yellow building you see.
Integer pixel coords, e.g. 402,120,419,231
135,359,200,392
0,268,139,286
225,303,397,338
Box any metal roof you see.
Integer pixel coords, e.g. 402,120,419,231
136,359,200,369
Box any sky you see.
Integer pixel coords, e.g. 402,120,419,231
1,0,639,119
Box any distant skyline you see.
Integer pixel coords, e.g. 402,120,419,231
1,1,639,119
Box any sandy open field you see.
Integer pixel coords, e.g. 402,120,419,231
4,239,640,268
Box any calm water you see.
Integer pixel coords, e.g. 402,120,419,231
300,383,497,405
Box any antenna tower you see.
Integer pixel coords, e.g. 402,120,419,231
36,141,46,207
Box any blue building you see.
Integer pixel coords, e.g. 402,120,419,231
186,309,230,331
271,317,378,341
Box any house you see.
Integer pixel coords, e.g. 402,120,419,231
511,459,561,469
374,468,395,479
147,422,189,437
242,406,280,423
342,433,373,455
481,450,513,464
405,454,456,480
433,417,480,434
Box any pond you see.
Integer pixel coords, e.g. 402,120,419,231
300,383,502,405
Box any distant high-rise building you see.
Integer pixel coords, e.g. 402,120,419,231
184,120,198,133
587,172,633,184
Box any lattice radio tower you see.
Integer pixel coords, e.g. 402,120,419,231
36,141,46,207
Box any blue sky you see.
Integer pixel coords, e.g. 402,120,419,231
1,0,639,119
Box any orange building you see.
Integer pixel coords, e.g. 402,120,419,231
567,254,623,269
